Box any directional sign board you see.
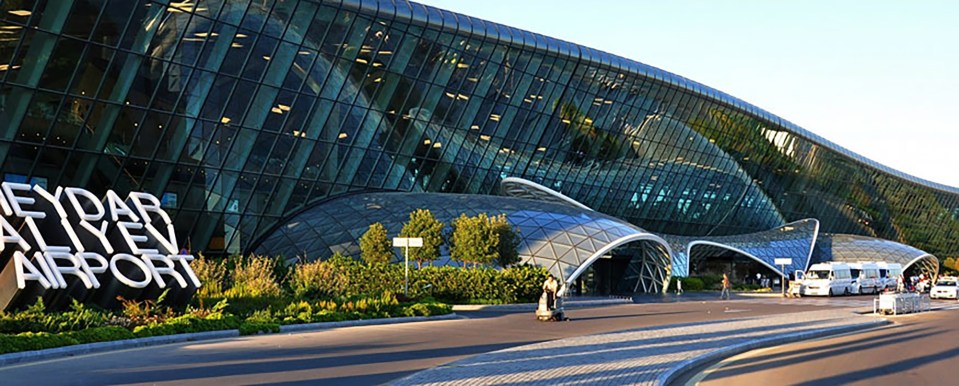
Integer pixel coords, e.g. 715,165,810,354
393,237,423,247
774,258,792,266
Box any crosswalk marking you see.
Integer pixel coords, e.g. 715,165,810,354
733,296,959,310
736,296,874,308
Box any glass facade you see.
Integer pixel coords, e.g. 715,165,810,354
1,0,957,270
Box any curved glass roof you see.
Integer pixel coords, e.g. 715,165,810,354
497,176,938,279
812,233,940,275
500,177,593,211
665,219,819,276
255,192,670,288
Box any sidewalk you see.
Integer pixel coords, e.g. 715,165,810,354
391,308,887,385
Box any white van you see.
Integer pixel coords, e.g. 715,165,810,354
877,262,903,291
848,262,881,295
800,262,853,296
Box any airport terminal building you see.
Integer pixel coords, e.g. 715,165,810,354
0,0,953,293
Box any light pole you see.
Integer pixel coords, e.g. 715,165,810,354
393,237,423,296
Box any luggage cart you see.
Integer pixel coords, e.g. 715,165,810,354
786,280,804,298
535,292,567,321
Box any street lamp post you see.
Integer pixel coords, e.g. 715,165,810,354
393,237,423,296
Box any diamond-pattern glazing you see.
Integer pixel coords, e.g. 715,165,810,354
255,192,670,290
812,233,940,277
665,219,819,276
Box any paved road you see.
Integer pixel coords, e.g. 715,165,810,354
0,299,829,385
693,302,959,386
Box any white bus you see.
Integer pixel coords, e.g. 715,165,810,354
877,262,903,291
800,262,853,296
848,262,882,295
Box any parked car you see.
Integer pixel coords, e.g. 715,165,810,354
930,277,959,300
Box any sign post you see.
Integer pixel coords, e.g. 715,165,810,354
393,237,423,296
774,258,792,297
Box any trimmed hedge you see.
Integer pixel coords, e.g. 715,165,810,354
63,326,135,344
0,332,79,354
283,257,549,305
669,277,705,292
239,322,280,336
0,326,136,355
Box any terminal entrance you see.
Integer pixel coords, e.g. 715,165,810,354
572,256,631,296
571,241,671,296
687,244,782,290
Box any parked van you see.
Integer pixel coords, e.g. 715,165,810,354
848,262,882,295
877,262,903,291
799,262,853,296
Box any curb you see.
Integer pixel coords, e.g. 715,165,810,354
0,329,239,367
452,298,630,311
0,313,461,367
279,313,462,333
656,318,891,385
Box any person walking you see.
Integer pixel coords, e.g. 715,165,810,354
542,275,558,310
676,278,684,295
720,273,731,300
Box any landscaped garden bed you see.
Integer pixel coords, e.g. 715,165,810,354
0,254,547,355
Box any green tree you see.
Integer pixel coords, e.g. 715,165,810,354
399,209,445,268
360,222,393,266
450,213,498,268
491,214,521,267
946,257,959,274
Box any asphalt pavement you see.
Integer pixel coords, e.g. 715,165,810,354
0,295,864,385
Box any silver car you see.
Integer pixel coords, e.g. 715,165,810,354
930,277,958,300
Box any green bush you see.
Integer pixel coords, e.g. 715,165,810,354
191,254,227,298
734,283,764,291
267,292,411,324
402,302,452,317
692,274,724,290
0,326,137,355
200,251,548,305
0,332,79,354
63,326,135,344
133,314,240,338
197,295,289,320
288,254,354,299
239,322,280,336
0,300,48,334
225,256,283,298
286,259,550,304
497,265,550,303
682,277,705,291
0,299,110,334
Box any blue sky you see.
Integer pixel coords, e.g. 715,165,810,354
414,1,959,187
